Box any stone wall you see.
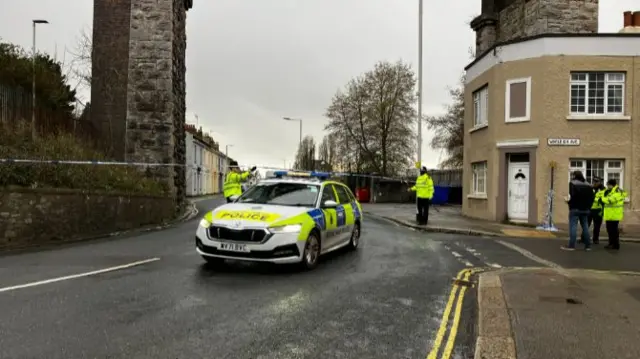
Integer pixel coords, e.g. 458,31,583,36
91,0,193,214
91,0,133,160
0,188,175,251
472,0,599,55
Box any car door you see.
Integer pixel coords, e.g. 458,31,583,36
332,184,355,244
319,184,340,251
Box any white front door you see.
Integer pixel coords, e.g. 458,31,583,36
507,163,529,221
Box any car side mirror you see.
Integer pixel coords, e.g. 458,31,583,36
229,195,240,202
322,200,338,208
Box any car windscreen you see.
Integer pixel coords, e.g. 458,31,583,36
237,182,320,207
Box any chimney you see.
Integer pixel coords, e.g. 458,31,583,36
624,11,632,27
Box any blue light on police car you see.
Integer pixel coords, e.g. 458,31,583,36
273,170,330,180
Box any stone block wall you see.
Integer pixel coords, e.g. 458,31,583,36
91,0,133,160
0,188,175,251
92,0,193,214
471,0,599,55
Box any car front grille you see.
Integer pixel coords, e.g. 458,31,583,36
208,226,268,242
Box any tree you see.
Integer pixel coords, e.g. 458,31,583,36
68,26,92,93
317,134,336,171
324,60,416,176
424,75,464,169
294,135,316,171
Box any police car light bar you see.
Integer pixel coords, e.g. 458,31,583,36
273,170,331,180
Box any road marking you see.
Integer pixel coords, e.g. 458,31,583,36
0,258,161,293
487,262,502,268
451,251,462,258
496,240,561,268
441,270,473,359
426,268,468,359
463,260,474,267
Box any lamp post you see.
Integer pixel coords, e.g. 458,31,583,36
225,144,233,159
282,117,302,146
32,19,49,140
416,0,423,169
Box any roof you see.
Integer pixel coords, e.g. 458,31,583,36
465,33,640,71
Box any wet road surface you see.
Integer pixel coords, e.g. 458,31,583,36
0,199,484,359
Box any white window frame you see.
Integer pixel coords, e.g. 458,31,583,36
568,159,627,201
472,86,488,130
504,77,531,123
470,161,488,198
569,72,625,117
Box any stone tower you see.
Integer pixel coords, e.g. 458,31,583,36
470,0,599,55
91,0,193,209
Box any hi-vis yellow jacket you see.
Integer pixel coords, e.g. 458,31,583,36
601,185,626,221
223,171,251,197
411,174,434,199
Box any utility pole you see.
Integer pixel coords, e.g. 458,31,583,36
32,19,49,140
282,117,302,147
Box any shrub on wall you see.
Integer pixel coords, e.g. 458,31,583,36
0,122,167,195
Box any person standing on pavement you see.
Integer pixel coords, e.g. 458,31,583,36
587,177,605,244
600,178,625,250
223,161,256,203
562,170,594,251
408,166,434,225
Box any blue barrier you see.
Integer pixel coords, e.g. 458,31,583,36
431,186,450,205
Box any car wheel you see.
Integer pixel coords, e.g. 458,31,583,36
348,222,360,251
202,256,224,267
300,232,321,270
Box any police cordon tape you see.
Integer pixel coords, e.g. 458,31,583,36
0,158,418,183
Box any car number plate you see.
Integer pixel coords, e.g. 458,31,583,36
219,242,250,252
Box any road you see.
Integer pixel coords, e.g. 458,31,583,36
1,198,638,359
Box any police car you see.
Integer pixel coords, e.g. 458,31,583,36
195,170,363,270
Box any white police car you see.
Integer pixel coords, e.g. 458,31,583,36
195,171,363,270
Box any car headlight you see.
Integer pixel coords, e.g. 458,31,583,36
199,218,211,228
268,224,302,233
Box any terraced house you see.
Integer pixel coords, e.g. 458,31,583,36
462,1,640,230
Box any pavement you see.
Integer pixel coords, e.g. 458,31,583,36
476,268,640,359
362,202,640,242
3,198,640,358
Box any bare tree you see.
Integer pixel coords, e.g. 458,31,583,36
67,26,92,92
294,135,316,171
325,60,416,176
317,133,337,171
424,75,464,169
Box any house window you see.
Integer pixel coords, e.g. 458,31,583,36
505,77,531,122
569,159,624,188
472,86,488,128
471,161,487,195
570,72,624,115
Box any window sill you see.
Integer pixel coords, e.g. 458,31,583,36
469,124,488,133
566,115,630,121
467,194,487,200
505,117,530,123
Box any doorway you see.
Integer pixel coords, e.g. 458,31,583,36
507,153,530,221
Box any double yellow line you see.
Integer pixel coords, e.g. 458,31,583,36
426,268,482,359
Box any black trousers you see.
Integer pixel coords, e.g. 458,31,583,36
605,220,620,249
587,209,603,244
416,198,430,225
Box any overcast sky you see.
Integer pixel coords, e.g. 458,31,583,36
0,0,636,170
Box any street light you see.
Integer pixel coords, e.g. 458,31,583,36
416,0,423,169
282,117,302,146
225,144,233,158
32,19,49,140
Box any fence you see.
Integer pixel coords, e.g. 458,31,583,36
337,169,463,205
0,83,97,139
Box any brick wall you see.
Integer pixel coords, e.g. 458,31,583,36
0,188,175,251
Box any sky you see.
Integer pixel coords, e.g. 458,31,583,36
0,0,636,170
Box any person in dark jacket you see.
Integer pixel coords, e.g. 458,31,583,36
562,171,595,251
587,177,605,244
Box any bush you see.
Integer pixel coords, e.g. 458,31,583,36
0,122,167,195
